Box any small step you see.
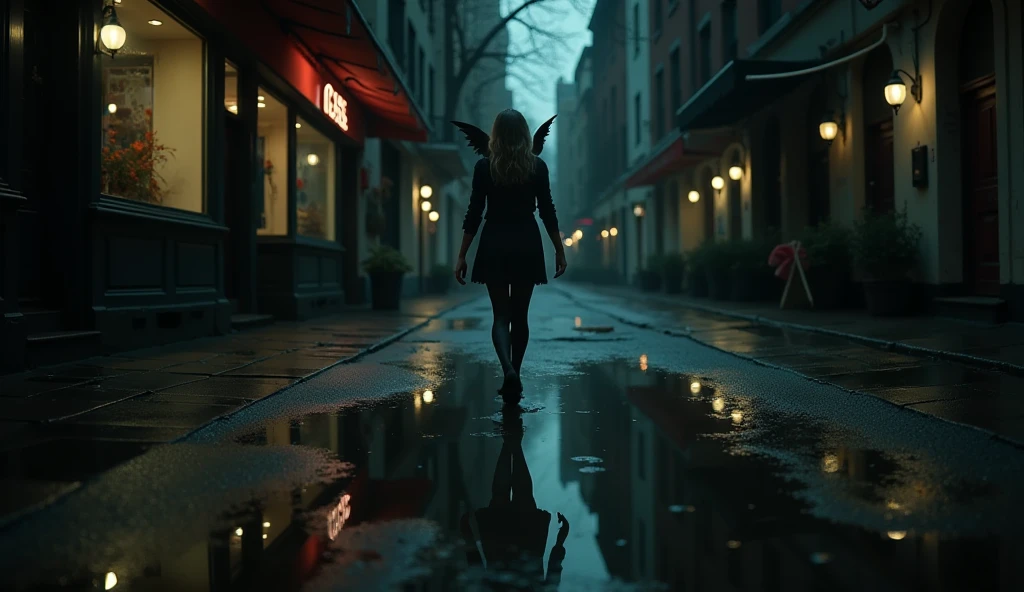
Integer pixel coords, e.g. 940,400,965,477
934,296,1009,323
25,330,104,369
19,309,61,333
231,313,275,331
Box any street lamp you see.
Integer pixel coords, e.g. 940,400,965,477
98,2,127,57
688,190,700,203
819,113,840,145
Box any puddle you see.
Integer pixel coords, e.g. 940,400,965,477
3,357,1023,591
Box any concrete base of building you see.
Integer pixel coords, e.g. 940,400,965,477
92,299,232,352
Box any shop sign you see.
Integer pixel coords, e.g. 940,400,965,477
322,83,349,132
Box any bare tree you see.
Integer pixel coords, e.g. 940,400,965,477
440,0,594,140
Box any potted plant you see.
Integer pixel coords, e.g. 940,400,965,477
428,263,451,294
661,253,686,294
852,208,922,316
362,245,413,310
800,221,853,309
687,244,710,297
703,242,735,300
637,255,663,292
729,240,775,302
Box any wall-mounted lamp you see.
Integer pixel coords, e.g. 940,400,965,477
573,229,583,240
98,2,127,57
306,153,320,166
428,210,440,222
564,238,574,247
419,184,433,199
609,227,618,237
818,112,842,145
711,176,725,192
688,190,700,203
633,204,645,218
420,200,432,212
885,69,922,116
728,165,743,181
601,229,610,238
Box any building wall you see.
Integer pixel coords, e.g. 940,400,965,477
556,79,577,219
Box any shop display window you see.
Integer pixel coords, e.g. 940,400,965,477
225,61,239,114
294,118,336,241
257,88,288,235
99,0,205,212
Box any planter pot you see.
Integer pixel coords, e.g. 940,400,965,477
706,268,732,300
663,272,684,294
638,271,662,292
688,268,709,297
807,267,849,309
863,279,912,316
426,275,450,294
369,271,405,310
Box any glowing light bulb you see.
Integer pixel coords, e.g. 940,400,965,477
633,204,644,217
601,229,610,238
107,103,117,114
306,153,320,166
609,227,618,237
639,354,648,372
420,200,432,212
711,176,725,190
690,381,701,395
423,390,435,403
688,190,700,203
263,521,271,528
235,528,243,536
564,238,573,247
100,8,127,53
819,118,839,142
728,165,743,181
419,185,433,199
573,229,583,240
295,122,302,129
887,530,907,541
147,19,164,26
428,210,440,222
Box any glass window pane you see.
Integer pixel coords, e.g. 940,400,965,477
225,61,239,114
100,1,204,212
295,118,336,241
257,88,288,235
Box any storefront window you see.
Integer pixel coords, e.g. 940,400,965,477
257,88,288,235
225,61,239,114
295,118,336,241
100,1,205,212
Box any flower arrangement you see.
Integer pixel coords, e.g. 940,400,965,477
101,108,174,204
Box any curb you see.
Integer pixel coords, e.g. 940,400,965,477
584,285,1024,377
0,295,481,532
555,286,1024,451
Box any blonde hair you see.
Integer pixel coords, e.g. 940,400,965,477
487,109,536,185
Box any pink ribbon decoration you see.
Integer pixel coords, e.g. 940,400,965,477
768,243,809,280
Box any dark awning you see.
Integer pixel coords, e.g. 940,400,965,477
676,59,820,132
415,143,470,184
262,0,429,141
624,130,737,188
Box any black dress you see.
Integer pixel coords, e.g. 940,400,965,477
462,157,560,286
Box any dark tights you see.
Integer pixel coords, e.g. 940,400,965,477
486,283,535,377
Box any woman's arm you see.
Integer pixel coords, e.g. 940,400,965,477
536,159,567,278
455,160,488,285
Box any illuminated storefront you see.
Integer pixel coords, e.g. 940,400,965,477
0,0,426,370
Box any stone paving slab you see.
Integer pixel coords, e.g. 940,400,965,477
585,284,1024,373
560,286,1024,447
0,291,481,524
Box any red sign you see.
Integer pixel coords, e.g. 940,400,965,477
575,218,594,226
859,0,884,9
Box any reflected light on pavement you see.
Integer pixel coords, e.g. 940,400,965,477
639,354,648,372
105,572,118,590
887,531,908,541
690,381,701,395
731,410,744,424
574,316,582,328
822,454,840,473
422,390,435,404
712,398,725,412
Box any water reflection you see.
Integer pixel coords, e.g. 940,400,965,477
460,408,568,589
8,356,1023,592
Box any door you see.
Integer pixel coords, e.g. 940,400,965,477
961,78,999,296
17,0,58,307
865,121,895,214
807,147,831,226
224,113,246,303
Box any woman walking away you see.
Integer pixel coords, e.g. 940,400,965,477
452,110,566,405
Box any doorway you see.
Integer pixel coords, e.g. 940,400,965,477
865,121,895,214
958,0,999,296
17,0,60,310
223,112,249,307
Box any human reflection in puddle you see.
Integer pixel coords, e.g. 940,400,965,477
460,407,569,590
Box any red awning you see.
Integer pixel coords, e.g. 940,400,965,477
263,0,429,141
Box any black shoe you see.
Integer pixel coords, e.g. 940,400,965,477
497,370,522,396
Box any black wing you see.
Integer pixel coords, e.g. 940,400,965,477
451,121,491,157
532,115,557,155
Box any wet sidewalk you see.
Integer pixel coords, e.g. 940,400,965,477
0,290,481,523
584,284,1024,373
559,285,1024,447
